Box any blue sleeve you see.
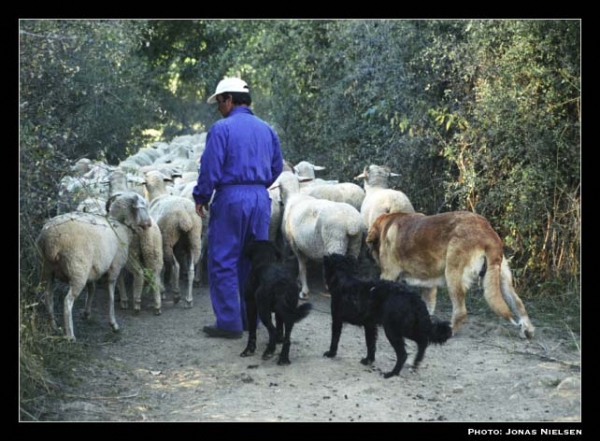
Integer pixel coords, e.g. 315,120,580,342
192,125,227,205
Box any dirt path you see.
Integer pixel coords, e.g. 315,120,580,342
33,264,581,424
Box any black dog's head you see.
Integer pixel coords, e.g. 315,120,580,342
244,240,281,266
323,253,359,290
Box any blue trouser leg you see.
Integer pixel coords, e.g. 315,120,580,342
207,186,271,332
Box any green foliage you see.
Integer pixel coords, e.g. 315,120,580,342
20,20,164,163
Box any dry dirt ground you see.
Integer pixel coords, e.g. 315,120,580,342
25,261,581,426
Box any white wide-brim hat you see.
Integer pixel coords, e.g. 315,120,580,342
207,77,250,104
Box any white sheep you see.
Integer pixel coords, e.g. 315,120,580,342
108,168,146,197
291,160,366,211
273,171,366,299
81,162,115,183
293,160,339,188
126,150,155,167
116,159,142,174
174,179,207,286
354,164,416,229
268,185,283,244
57,160,115,214
302,182,366,212
70,158,93,176
76,196,107,215
143,170,202,307
105,171,164,313
137,147,162,163
36,192,159,341
73,168,144,216
293,160,325,182
106,192,164,315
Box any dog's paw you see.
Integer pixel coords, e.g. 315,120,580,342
360,357,374,366
277,357,291,366
262,349,276,360
323,350,336,358
383,371,398,379
240,346,256,357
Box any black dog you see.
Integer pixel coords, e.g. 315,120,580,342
322,253,452,378
241,240,312,365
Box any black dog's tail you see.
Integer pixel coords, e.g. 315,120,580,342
293,302,313,323
429,317,453,345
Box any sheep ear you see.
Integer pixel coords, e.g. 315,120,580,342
105,193,120,213
389,172,401,177
354,172,366,180
313,165,326,171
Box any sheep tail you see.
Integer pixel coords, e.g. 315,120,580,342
347,218,365,237
178,210,194,233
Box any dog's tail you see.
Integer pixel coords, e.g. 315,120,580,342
293,302,313,323
482,252,535,340
429,317,452,345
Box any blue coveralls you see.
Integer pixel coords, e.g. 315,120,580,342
193,106,284,332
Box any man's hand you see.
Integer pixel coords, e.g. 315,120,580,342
196,203,208,218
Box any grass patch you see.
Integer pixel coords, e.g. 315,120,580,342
19,287,103,421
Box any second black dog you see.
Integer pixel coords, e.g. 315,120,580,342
323,253,452,378
241,240,312,365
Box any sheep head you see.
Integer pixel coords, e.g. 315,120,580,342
293,161,326,180
354,165,400,189
107,192,152,234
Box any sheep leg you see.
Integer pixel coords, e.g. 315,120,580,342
297,254,309,299
159,267,167,301
42,273,58,331
106,276,120,333
63,279,86,342
150,271,162,315
170,257,181,304
184,253,194,308
197,244,208,286
82,282,96,319
193,264,202,286
117,272,129,310
131,270,144,314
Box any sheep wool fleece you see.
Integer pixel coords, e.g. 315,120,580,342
193,106,284,332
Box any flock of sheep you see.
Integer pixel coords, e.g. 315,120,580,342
36,132,416,342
